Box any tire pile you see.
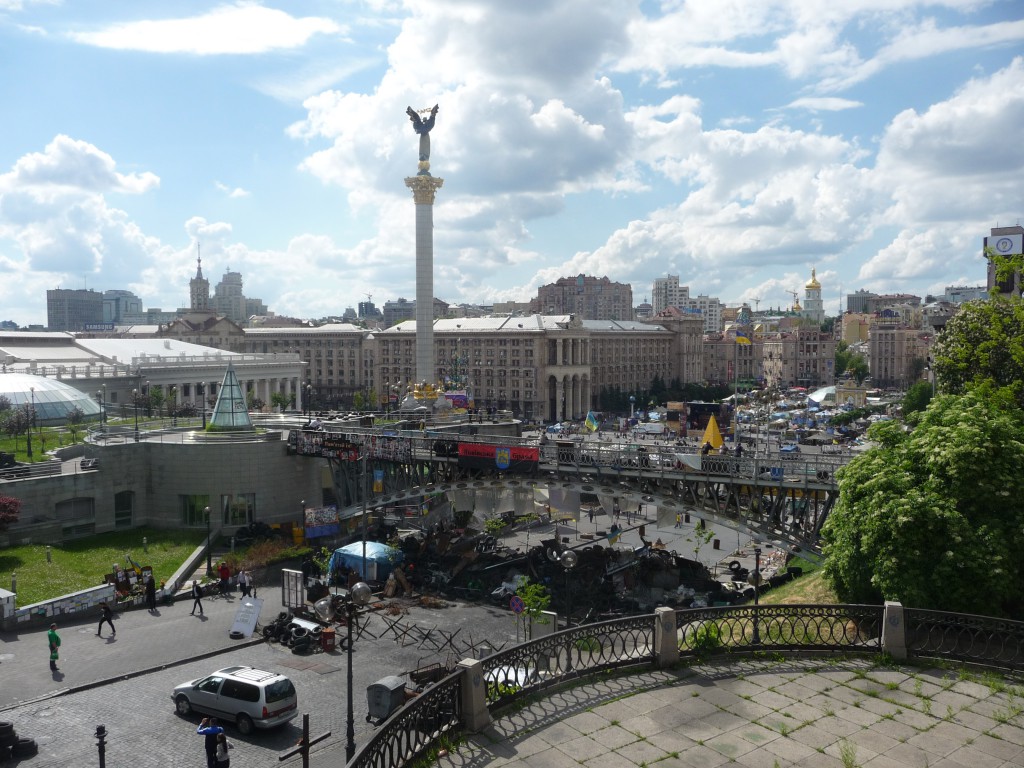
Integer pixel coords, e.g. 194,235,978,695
261,612,323,655
0,720,38,760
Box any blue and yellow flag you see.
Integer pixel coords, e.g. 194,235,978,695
735,331,752,345
584,411,599,432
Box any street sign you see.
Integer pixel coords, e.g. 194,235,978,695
509,595,525,614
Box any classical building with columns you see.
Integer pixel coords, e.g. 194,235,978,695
0,333,305,415
242,324,375,411
376,314,675,421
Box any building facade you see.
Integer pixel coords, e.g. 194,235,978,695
761,329,836,390
46,289,104,331
534,275,634,321
868,326,932,390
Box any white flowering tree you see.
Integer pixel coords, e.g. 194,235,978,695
821,390,1024,616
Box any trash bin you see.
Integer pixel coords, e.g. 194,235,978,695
321,627,336,652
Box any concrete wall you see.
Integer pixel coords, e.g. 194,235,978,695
1,437,324,545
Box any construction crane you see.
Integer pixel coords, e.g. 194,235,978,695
786,289,800,309
750,296,762,312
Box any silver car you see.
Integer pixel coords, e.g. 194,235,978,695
172,666,298,734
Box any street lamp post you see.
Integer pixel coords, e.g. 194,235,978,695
748,547,762,645
560,549,578,627
25,387,34,459
629,395,635,420
132,389,140,442
345,581,373,761
199,383,207,429
204,506,212,575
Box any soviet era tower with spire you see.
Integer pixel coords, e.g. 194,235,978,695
404,104,444,390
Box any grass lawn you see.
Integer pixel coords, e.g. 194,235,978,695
0,526,206,606
761,556,838,604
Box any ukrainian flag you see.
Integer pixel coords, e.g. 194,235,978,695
735,331,752,345
585,411,599,432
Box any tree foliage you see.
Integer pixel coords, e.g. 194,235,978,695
821,391,1024,616
834,341,869,384
932,298,1024,407
901,381,932,417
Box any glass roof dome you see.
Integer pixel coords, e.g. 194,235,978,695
0,373,102,425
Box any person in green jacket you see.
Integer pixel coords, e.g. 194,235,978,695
47,623,61,671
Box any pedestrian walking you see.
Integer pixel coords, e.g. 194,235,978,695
237,569,250,598
197,717,224,768
190,580,205,616
145,574,157,611
215,732,233,767
97,601,116,637
674,513,681,528
47,623,61,671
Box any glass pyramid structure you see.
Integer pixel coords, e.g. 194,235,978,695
208,363,254,431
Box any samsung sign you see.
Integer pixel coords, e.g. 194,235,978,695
986,234,1023,256
83,323,115,331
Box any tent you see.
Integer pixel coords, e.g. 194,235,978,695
701,414,724,450
328,541,403,581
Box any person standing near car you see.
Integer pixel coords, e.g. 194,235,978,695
215,732,233,767
197,718,224,768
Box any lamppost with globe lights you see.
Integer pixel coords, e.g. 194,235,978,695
629,394,635,420
26,387,35,458
560,549,578,627
131,389,140,442
344,581,373,760
203,506,213,575
748,547,762,645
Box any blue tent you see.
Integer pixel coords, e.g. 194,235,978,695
328,542,403,581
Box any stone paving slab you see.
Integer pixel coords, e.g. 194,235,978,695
437,658,1024,768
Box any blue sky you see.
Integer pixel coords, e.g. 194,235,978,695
1,0,1022,326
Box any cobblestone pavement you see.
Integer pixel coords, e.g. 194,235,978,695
0,569,520,767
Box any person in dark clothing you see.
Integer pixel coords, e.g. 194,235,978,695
97,601,116,637
197,718,224,768
190,580,205,616
701,441,712,456
145,575,157,611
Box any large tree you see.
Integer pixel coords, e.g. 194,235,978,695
931,298,1024,407
821,391,1024,616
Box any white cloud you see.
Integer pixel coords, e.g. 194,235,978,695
214,182,251,199
785,97,863,112
70,2,345,55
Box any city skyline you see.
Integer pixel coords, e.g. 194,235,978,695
1,1,1022,327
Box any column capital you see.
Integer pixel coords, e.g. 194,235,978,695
404,175,445,205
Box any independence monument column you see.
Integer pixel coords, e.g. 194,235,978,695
404,104,444,389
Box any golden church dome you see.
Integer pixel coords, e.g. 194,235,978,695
805,267,821,290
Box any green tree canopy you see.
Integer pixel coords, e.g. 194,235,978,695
901,381,932,417
932,298,1024,407
821,391,1024,616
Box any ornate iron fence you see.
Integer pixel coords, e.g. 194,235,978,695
348,669,462,768
904,608,1024,671
675,604,883,654
481,615,658,709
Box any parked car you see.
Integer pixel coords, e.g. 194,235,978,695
172,666,298,734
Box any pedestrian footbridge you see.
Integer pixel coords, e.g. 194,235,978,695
290,426,851,559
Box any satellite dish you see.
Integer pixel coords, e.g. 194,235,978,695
313,597,335,622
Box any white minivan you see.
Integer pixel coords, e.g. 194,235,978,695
172,666,298,734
